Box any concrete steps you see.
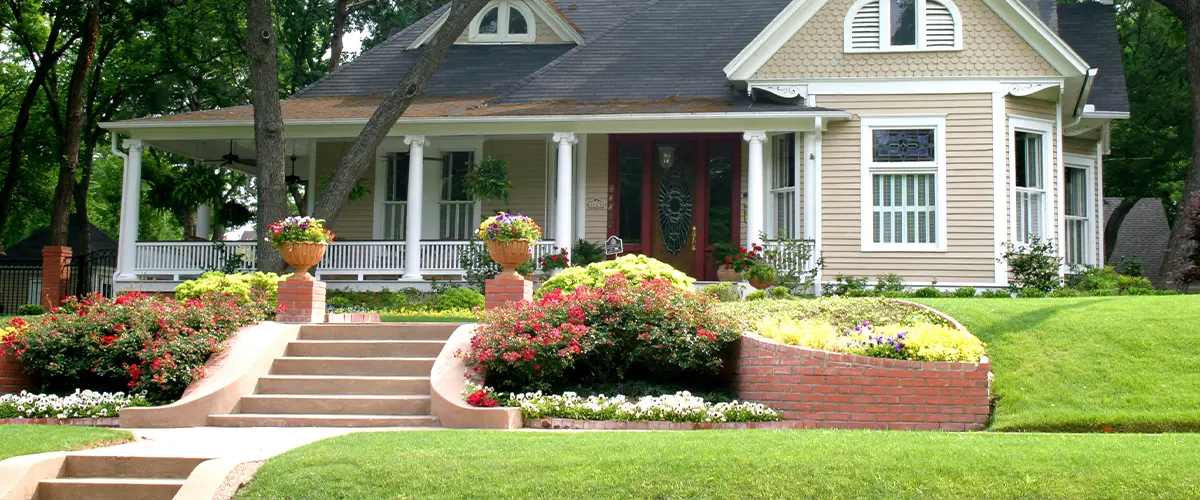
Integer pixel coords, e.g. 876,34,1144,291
35,456,211,500
209,323,457,428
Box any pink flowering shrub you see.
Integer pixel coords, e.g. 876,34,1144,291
1,292,268,403
463,275,740,393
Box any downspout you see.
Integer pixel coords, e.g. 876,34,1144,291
111,133,127,161
1067,68,1099,128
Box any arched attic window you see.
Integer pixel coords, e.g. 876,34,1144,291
469,0,537,43
844,0,962,52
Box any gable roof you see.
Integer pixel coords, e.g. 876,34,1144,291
0,214,118,262
407,0,586,48
1104,197,1170,287
1057,2,1130,114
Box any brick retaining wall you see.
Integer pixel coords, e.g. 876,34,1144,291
0,351,33,395
733,334,991,431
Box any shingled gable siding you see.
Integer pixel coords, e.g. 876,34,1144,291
754,0,1060,79
817,93,996,284
1005,95,1060,251
314,142,376,240
480,139,550,223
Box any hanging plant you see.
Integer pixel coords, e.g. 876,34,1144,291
464,155,513,204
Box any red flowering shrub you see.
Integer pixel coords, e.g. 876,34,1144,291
1,292,268,403
463,274,740,392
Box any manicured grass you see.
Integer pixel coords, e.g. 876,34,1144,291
0,425,133,462
237,430,1200,500
916,296,1200,432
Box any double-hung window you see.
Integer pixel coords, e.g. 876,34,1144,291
384,153,411,240
769,133,799,239
860,116,947,251
1063,158,1094,267
1011,117,1053,245
440,151,476,240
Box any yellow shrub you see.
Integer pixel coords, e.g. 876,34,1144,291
875,324,986,362
756,318,841,351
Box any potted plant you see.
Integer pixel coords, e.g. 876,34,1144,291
745,262,779,290
267,216,335,281
540,246,570,276
716,244,765,282
476,212,542,279
713,243,741,281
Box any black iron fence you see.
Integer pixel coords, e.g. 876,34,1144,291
66,249,117,300
0,261,43,315
0,249,117,315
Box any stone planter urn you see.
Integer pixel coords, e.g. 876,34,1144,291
748,277,776,290
280,242,327,281
487,239,531,280
717,266,742,282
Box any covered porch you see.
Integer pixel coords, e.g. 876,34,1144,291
103,111,842,291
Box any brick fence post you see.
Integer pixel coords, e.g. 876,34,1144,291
276,279,327,323
41,246,72,309
485,276,532,310
0,351,33,395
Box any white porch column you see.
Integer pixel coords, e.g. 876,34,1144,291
195,204,212,239
744,131,767,248
115,139,144,281
553,132,577,258
403,135,427,280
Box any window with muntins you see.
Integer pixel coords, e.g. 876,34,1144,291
861,117,945,251
470,1,536,43
845,0,961,52
384,153,410,239
1064,165,1091,267
769,134,799,239
440,151,476,240
1014,131,1046,244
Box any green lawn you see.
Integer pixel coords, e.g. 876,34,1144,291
916,296,1200,432
0,425,133,462
237,430,1200,500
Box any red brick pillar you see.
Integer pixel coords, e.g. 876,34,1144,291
485,276,533,310
0,351,33,395
276,279,327,323
40,246,72,309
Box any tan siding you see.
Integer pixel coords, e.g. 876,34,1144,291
314,141,376,240
481,139,549,223
816,93,996,283
755,0,1059,79
584,134,608,242
1064,137,1095,156
1005,96,1059,249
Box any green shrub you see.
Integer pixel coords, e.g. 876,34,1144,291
1049,288,1083,298
1002,237,1063,294
15,304,44,316
911,287,942,298
745,290,767,301
832,275,870,296
978,289,1011,298
436,288,485,311
768,286,794,300
326,289,420,311
953,287,977,298
326,296,356,309
755,318,985,362
1117,275,1155,295
536,255,694,297
176,272,284,304
1115,257,1145,278
466,275,738,393
571,239,606,267
460,240,501,291
700,282,740,302
745,262,779,284
1070,266,1120,293
874,273,906,293
1018,287,1047,298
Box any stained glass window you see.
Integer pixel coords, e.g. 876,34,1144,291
872,129,935,162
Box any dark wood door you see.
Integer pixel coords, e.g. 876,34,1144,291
649,141,700,275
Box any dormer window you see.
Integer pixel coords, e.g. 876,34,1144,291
470,1,536,43
844,0,961,52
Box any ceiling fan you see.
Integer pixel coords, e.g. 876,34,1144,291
202,140,257,168
285,154,307,186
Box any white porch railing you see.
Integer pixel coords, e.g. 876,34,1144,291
439,201,476,240
133,240,561,280
762,239,820,280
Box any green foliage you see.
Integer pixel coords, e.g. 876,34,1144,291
436,288,484,311
326,288,424,311
516,259,535,276
460,239,501,291
463,156,513,204
768,286,794,300
1067,266,1157,295
761,237,823,293
953,287,977,298
875,273,906,293
1118,274,1156,295
321,172,370,201
699,282,740,302
1018,287,1048,298
745,290,767,301
571,239,606,267
978,289,1012,299
16,304,44,316
716,297,947,331
1115,257,1145,278
911,287,942,298
1002,237,1063,293
176,272,284,305
832,275,869,296
744,262,778,283
536,254,694,298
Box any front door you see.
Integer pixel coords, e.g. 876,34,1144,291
609,136,741,280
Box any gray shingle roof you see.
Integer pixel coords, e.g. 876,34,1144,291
495,0,793,104
1104,197,1170,287
1058,3,1130,113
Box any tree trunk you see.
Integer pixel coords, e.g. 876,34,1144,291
1160,0,1200,286
73,137,98,258
289,183,307,216
48,2,101,247
244,0,289,273
1104,197,1138,264
0,24,62,242
313,0,489,222
331,0,347,72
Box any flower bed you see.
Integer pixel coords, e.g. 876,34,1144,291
527,418,802,430
0,390,149,420
464,383,780,424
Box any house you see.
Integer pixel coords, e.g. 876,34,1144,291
100,0,1128,292
0,214,118,312
1103,197,1171,287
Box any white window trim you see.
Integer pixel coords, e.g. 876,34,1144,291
859,114,948,252
1064,153,1097,268
767,133,801,239
1009,116,1054,247
468,0,537,44
843,0,963,53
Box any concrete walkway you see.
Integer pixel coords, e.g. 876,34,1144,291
79,427,434,462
